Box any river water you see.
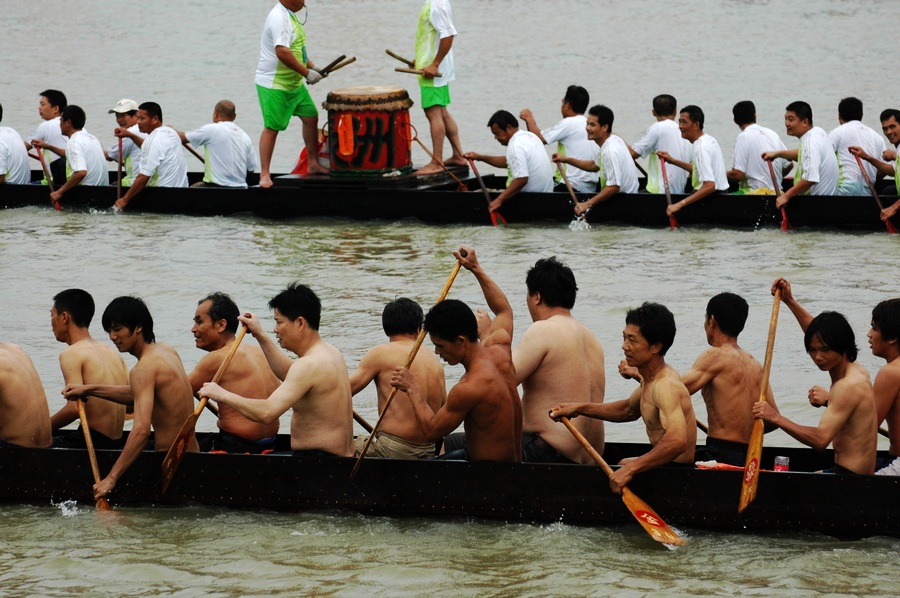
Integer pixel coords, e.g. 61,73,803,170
2,0,900,595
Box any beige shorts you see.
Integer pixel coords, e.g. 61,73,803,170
354,431,434,460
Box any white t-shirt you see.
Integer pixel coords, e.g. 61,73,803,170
186,121,259,188
415,0,456,88
28,117,68,184
506,130,553,193
829,120,886,193
138,126,188,188
107,124,146,186
691,134,729,191
0,126,30,184
598,134,639,194
541,114,599,192
796,126,839,195
732,124,788,191
632,119,691,194
65,129,108,187
256,3,307,90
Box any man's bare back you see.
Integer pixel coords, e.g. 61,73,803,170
0,343,51,448
515,315,605,463
826,367,878,473
455,353,520,461
56,338,128,440
875,357,900,457
135,342,198,452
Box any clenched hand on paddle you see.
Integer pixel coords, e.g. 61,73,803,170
848,146,898,234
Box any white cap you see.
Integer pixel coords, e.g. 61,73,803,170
108,99,139,114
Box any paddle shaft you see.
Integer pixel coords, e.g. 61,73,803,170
77,398,112,510
354,411,374,433
659,156,678,230
767,160,791,232
467,158,505,226
407,126,467,189
696,419,709,435
855,154,898,234
185,143,205,164
351,255,465,479
560,417,614,477
385,49,416,68
116,137,123,202
35,148,55,192
395,67,443,78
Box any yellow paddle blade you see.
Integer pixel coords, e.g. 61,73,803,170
622,487,687,546
160,411,200,493
738,418,766,513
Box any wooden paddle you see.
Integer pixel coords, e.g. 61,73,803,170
116,137,123,202
35,148,61,211
559,416,686,546
395,67,443,78
880,426,890,439
76,398,112,511
767,159,792,232
161,326,246,492
467,158,506,226
738,287,781,513
855,154,898,234
185,143,205,164
696,420,709,435
557,162,587,223
354,411,374,433
385,49,416,68
404,124,467,190
350,252,466,480
658,154,678,231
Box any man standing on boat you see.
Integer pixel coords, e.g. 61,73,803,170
849,108,900,223
63,296,199,499
350,298,446,459
201,283,354,457
188,293,281,454
413,0,465,175
0,343,52,449
390,296,521,462
175,101,259,189
550,302,696,493
464,110,553,214
114,102,188,211
753,299,876,475
0,103,29,185
553,104,639,217
105,99,146,188
726,100,789,193
520,85,598,193
256,0,327,188
25,89,68,187
828,97,885,196
657,105,729,218
514,257,605,464
32,105,108,205
628,94,691,194
49,289,128,450
762,101,840,208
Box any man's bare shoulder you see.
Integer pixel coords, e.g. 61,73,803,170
876,358,900,384
833,368,874,402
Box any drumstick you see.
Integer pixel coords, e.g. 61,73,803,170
325,56,356,75
395,67,443,78
318,54,347,75
385,49,416,68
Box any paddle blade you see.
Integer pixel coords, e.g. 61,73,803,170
96,496,112,511
160,411,200,493
621,487,686,546
491,211,507,226
738,418,766,513
780,208,791,232
669,215,679,231
887,219,898,235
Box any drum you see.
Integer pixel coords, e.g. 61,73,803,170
322,86,414,176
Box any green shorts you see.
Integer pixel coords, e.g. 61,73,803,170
257,84,318,131
420,84,451,109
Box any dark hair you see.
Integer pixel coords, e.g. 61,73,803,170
102,296,155,343
200,292,239,334
680,105,705,130
40,89,67,110
838,97,863,122
268,282,321,330
880,109,900,125
487,110,518,131
872,298,900,344
139,101,163,122
732,100,756,126
424,299,478,342
382,297,423,337
786,101,813,125
625,302,676,355
53,288,95,328
804,311,857,362
706,292,748,337
60,105,86,130
0,103,3,122
564,85,590,114
653,94,677,117
525,256,577,309
588,104,614,130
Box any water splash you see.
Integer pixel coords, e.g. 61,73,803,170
52,499,81,517
568,217,591,232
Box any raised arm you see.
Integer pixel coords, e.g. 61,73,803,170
772,277,814,332
238,312,293,380
454,246,513,346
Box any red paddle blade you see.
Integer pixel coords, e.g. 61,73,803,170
491,211,507,226
53,201,62,211
887,220,898,234
780,208,791,232
669,215,678,231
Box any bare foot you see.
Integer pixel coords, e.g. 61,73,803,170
414,162,446,176
260,174,274,188
444,156,467,167
306,163,330,176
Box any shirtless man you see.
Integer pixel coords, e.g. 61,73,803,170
514,256,604,464
753,311,877,474
188,292,281,453
390,298,520,462
350,297,446,459
870,299,900,475
550,302,696,493
49,289,128,449
201,283,354,457
63,296,198,498
0,343,52,448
